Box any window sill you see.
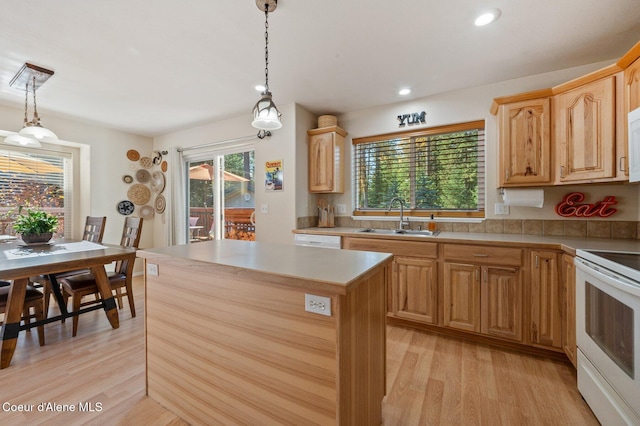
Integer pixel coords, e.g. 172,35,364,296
349,215,484,223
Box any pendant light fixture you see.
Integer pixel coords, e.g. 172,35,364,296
4,63,57,148
252,0,282,139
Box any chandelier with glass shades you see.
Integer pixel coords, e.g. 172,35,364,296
252,0,282,139
4,63,57,148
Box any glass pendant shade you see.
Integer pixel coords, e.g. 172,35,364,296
19,124,58,141
251,92,282,130
3,133,42,148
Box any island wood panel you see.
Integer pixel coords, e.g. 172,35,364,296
144,255,388,425
337,263,387,425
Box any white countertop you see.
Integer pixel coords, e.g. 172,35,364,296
137,239,393,288
293,227,640,254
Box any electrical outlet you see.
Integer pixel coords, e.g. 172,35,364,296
336,204,347,214
146,263,159,276
305,294,331,316
495,203,510,215
260,204,269,214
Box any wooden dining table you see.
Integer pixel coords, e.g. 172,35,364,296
0,238,137,368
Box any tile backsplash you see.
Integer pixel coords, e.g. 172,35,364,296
296,216,640,240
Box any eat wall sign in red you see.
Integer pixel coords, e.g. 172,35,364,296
555,192,618,218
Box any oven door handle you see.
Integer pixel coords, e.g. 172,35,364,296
576,257,640,297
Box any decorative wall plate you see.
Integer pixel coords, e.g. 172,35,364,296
161,160,168,172
150,171,166,194
127,183,151,205
126,149,140,161
152,151,163,165
135,169,151,183
122,175,133,184
117,200,135,215
154,194,166,213
139,205,155,220
139,157,153,169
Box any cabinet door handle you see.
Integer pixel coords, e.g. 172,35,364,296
473,254,489,257
560,166,565,179
535,255,539,268
475,268,479,281
620,156,627,172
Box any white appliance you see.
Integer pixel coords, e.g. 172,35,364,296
628,106,640,182
575,250,640,425
294,233,341,249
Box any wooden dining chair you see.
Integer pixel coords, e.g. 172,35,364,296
0,282,46,346
29,216,107,317
59,217,143,336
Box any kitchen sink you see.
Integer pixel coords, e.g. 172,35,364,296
358,228,440,237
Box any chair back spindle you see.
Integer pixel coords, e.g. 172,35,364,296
83,216,107,243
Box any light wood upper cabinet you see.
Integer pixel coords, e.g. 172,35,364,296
498,98,552,186
625,57,640,113
530,250,562,350
561,254,577,367
492,41,640,186
554,76,617,183
308,126,347,193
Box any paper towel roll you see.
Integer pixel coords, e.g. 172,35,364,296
502,188,544,208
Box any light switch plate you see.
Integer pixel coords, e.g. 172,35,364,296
305,294,331,316
337,204,347,214
260,204,269,214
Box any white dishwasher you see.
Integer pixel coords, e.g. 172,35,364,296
294,233,341,249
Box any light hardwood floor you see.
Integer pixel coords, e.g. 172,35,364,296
1,276,598,425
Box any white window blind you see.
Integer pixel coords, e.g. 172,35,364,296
0,147,72,236
353,121,485,215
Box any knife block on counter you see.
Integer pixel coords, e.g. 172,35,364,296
317,206,335,228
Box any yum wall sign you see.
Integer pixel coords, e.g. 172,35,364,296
397,111,426,127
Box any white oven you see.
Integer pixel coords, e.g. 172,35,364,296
575,250,640,425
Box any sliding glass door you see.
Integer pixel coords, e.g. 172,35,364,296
186,149,254,243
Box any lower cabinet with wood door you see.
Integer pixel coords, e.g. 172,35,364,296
442,244,524,342
561,253,577,367
341,234,578,364
529,250,563,351
342,237,438,325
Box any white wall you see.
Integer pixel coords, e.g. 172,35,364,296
153,104,315,246
335,60,640,222
0,104,154,255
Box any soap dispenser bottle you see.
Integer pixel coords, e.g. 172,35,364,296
428,214,436,232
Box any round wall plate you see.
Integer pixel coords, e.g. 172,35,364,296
126,149,140,161
117,200,135,215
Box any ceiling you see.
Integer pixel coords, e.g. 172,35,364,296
0,0,639,137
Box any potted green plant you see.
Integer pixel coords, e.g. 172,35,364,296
13,207,59,244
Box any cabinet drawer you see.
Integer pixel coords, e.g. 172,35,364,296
443,244,522,267
343,237,437,258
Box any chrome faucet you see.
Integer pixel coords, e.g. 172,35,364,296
388,197,409,231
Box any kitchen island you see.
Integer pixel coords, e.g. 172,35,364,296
136,240,392,425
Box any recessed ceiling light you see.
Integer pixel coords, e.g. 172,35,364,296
475,9,501,26
399,88,411,96
255,84,266,92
